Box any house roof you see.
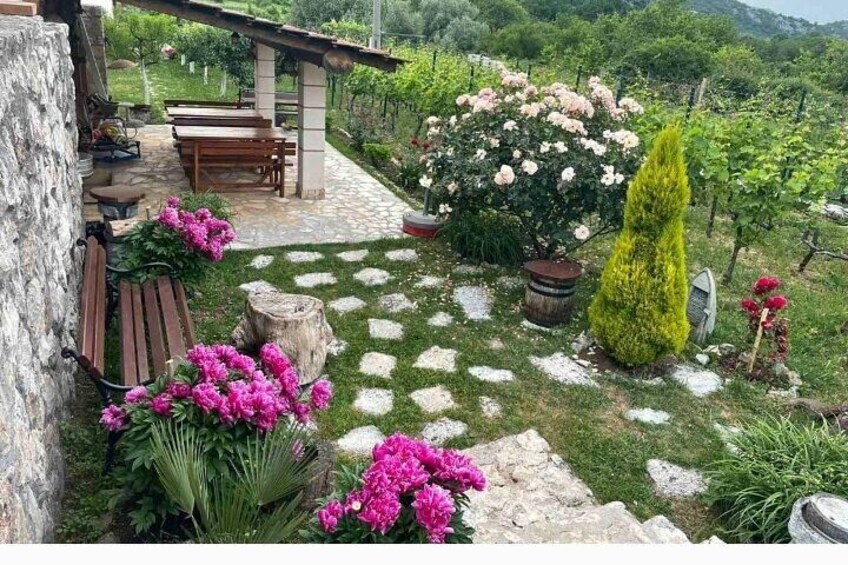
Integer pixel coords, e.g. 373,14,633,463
118,0,404,72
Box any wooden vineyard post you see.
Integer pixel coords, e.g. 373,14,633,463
747,307,771,374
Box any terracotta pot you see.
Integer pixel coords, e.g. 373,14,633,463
522,259,583,327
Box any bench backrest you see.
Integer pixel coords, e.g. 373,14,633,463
169,117,273,128
163,99,243,108
79,236,107,379
183,139,283,161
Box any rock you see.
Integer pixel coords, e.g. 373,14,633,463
415,275,445,289
575,359,592,368
336,426,386,458
327,338,348,357
521,320,562,333
695,353,710,366
453,286,493,321
410,386,457,413
571,332,595,354
480,396,502,418
231,290,333,385
413,346,458,372
294,272,337,288
359,352,397,379
768,387,799,400
385,248,419,262
468,366,515,383
354,268,392,286
625,408,671,425
454,264,486,275
238,280,277,295
642,516,690,544
368,318,404,340
647,459,708,499
427,312,454,327
701,535,725,544
773,362,803,387
788,493,848,544
823,203,848,223
353,388,394,416
249,255,274,269
329,296,366,314
108,58,138,69
421,418,467,445
286,251,324,263
337,249,369,262
487,338,505,350
378,293,417,313
705,343,735,357
530,352,597,387
670,365,723,397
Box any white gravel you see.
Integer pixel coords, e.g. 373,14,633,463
410,386,457,414
294,272,337,288
385,248,419,262
379,293,417,313
336,426,386,458
359,352,397,379
329,296,367,314
427,312,455,327
354,388,394,416
368,319,404,340
286,251,324,263
468,366,515,383
453,285,493,321
249,255,274,269
337,249,369,262
354,268,393,286
529,352,597,386
413,346,458,373
421,418,468,445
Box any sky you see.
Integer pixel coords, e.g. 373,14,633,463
739,0,848,23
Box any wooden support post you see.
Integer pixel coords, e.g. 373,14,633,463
0,2,37,16
747,307,770,374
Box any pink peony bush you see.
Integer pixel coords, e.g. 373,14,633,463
157,196,236,262
307,433,485,544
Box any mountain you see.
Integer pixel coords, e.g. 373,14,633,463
686,0,848,38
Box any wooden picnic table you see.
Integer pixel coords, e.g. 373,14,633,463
166,107,262,119
172,125,287,141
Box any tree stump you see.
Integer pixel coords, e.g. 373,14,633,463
231,290,333,385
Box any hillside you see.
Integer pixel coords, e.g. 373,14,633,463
687,0,848,38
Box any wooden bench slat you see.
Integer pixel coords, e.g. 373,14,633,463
142,279,168,378
173,281,197,349
93,244,107,376
79,236,99,366
131,284,149,384
119,279,138,386
157,277,186,360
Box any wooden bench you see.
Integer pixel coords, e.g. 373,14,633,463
163,99,244,108
168,116,272,128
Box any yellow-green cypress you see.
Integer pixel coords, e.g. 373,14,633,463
588,126,690,366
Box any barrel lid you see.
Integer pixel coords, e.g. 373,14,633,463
89,185,145,204
524,259,582,281
802,493,848,543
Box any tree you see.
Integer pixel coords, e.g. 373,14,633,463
419,0,480,42
623,35,715,82
384,0,425,40
438,15,488,52
105,7,177,66
472,0,529,31
288,0,370,30
589,126,690,367
486,22,557,60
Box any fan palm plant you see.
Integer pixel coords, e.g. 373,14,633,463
150,420,316,543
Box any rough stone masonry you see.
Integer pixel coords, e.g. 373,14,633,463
0,16,83,542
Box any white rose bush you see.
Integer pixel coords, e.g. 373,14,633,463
424,70,645,259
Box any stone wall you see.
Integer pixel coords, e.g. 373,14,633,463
0,16,83,543
80,5,108,98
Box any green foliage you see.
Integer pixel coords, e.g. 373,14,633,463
384,0,425,39
624,35,715,81
179,191,234,222
288,0,370,29
438,210,526,266
321,19,371,44
589,126,690,366
362,142,393,168
420,0,483,42
105,7,178,66
486,22,558,60
172,23,255,87
150,420,314,542
707,417,848,543
472,0,529,31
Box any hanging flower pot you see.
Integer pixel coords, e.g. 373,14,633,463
523,259,583,327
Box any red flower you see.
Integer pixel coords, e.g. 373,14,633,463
764,295,788,312
740,298,760,317
410,136,419,147
753,276,780,296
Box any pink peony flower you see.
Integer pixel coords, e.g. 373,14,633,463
124,386,149,405
100,404,128,432
310,379,333,410
166,381,192,399
764,295,788,312
191,382,222,413
412,484,455,543
317,500,344,533
753,276,781,296
151,393,173,417
357,492,402,535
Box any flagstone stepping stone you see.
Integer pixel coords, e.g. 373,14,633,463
625,408,670,425
337,249,369,262
427,312,454,327
497,276,525,289
379,293,417,313
368,319,404,340
670,365,723,398
521,320,564,334
385,248,419,262
238,280,277,295
250,255,274,269
329,296,367,314
359,352,397,379
415,275,445,289
480,396,502,418
487,338,505,350
327,338,348,356
647,459,708,499
468,366,515,383
529,352,597,387
336,426,386,458
413,346,457,372
454,264,486,275
354,388,394,416
286,251,324,263
410,386,457,413
294,272,337,288
421,418,468,445
453,286,493,321
354,268,393,286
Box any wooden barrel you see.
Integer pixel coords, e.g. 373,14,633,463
523,259,582,327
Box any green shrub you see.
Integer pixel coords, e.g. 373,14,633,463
589,126,690,366
707,417,848,543
178,191,234,222
438,210,525,266
363,142,393,169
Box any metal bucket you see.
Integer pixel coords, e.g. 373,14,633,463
77,152,94,178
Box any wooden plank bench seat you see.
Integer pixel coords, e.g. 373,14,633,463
163,98,244,108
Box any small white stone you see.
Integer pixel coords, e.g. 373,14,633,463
337,249,369,262
671,365,723,397
286,251,324,263
427,312,454,327
625,408,671,425
454,264,486,275
421,418,468,445
354,388,394,416
238,280,277,295
327,338,348,357
336,426,386,458
410,386,457,413
329,296,367,314
647,459,708,499
695,353,710,366
414,346,458,372
468,366,514,383
487,338,505,350
415,275,445,289
521,320,563,334
250,255,274,269
368,319,404,340
354,268,393,286
294,272,336,288
453,286,493,321
385,248,419,262
359,352,397,379
530,352,597,386
480,396,502,418
379,293,417,313
497,276,525,289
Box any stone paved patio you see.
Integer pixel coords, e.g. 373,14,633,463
84,125,412,248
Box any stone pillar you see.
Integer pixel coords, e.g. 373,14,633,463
253,42,275,122
297,61,327,200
